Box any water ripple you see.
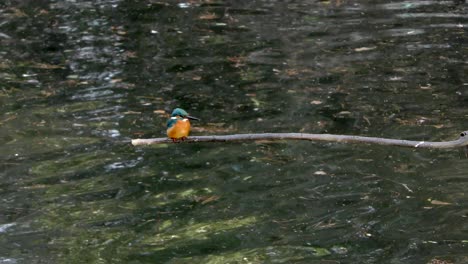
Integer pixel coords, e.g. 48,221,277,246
380,1,453,10
397,13,468,18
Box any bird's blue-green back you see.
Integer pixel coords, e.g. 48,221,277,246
167,118,180,128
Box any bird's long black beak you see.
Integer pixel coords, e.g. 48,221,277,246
187,116,200,121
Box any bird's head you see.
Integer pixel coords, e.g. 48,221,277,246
171,108,199,121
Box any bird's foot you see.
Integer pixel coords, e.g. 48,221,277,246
170,137,187,143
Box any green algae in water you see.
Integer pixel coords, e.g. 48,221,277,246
1,136,100,157
167,245,331,263
240,68,264,82
40,136,100,150
141,216,258,247
42,174,118,199
57,101,109,114
159,220,173,231
30,150,111,178
151,187,215,206
201,35,230,45
179,187,213,198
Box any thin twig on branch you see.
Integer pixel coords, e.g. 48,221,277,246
131,131,468,149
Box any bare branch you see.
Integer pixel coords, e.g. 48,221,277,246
132,131,468,149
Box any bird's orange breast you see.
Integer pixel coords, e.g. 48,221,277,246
167,119,191,139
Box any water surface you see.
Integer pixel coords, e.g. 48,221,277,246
0,0,467,263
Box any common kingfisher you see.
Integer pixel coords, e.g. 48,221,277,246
166,108,199,142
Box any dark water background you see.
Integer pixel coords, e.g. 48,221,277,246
0,0,467,263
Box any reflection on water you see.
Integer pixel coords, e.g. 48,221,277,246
0,0,467,263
